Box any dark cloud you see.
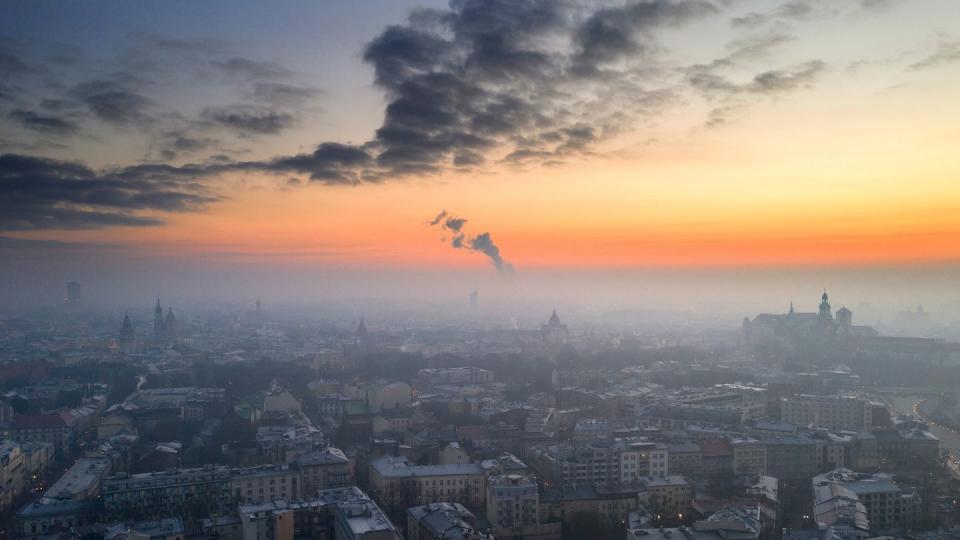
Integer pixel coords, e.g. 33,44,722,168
0,51,30,75
687,58,828,125
202,106,297,135
428,210,513,276
909,39,960,71
750,60,827,93
70,77,152,125
256,142,373,184
8,110,79,136
249,82,322,106
0,153,219,231
151,130,220,161
723,32,795,63
344,0,721,177
731,0,815,28
2,2,729,187
730,0,895,28
166,132,215,153
213,57,294,80
0,82,18,102
572,0,719,74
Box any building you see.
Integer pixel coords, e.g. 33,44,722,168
256,424,324,464
643,404,745,430
763,436,819,480
732,438,766,476
0,412,77,455
668,443,703,476
334,494,402,540
43,457,112,501
645,475,693,518
628,507,761,540
540,483,645,530
812,482,871,539
230,464,301,503
127,518,186,540
527,439,668,486
119,313,136,354
486,474,539,532
416,367,494,388
407,502,491,540
368,455,486,513
439,442,471,465
15,498,91,539
298,447,352,495
541,310,569,344
235,487,400,540
103,466,233,520
813,468,921,533
873,425,940,470
66,281,82,305
0,439,25,513
781,396,871,431
121,387,226,422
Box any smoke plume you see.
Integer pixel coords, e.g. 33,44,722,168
429,210,514,277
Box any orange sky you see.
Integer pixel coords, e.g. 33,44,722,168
6,1,960,273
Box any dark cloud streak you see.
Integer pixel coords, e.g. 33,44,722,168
0,154,219,231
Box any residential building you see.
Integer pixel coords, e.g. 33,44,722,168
764,437,819,480
0,439,24,513
526,438,668,486
540,483,645,530
781,396,871,431
645,475,693,518
407,502,491,540
298,447,352,495
667,442,702,476
368,455,486,513
103,466,234,520
732,438,766,476
813,469,921,533
487,474,538,530
230,464,301,503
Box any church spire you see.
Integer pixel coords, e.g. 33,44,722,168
153,298,164,340
818,289,832,321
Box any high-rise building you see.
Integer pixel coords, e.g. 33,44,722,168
65,281,81,305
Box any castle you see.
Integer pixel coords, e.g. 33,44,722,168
742,290,874,347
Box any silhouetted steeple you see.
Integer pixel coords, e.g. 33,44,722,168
153,298,164,340
818,289,832,321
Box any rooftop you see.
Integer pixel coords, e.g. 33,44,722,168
370,455,483,478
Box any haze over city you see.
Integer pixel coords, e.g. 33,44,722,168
2,1,960,540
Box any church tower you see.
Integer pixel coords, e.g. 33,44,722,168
153,298,164,340
165,307,176,341
818,290,832,321
120,313,135,353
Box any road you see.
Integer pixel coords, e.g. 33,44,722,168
889,394,960,477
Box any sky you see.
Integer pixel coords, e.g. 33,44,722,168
1,0,960,311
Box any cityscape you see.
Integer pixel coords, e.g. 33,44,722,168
2,1,960,540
